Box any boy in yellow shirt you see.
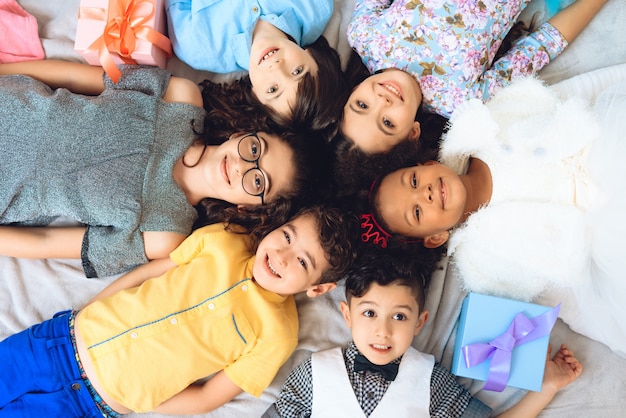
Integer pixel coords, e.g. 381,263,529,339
0,205,358,416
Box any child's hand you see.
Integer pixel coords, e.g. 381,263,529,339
497,344,583,417
542,343,583,394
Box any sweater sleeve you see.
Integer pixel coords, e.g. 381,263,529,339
82,224,147,278
346,0,391,74
103,65,170,98
474,22,568,103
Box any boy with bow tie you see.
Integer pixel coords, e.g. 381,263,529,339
264,251,582,417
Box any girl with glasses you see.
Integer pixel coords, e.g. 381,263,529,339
0,61,328,279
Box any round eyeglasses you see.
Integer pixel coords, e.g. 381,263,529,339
238,133,267,204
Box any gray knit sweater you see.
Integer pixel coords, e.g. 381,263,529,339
0,66,205,278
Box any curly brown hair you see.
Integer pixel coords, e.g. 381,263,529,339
193,127,334,234
198,77,279,142
244,205,360,285
309,205,360,284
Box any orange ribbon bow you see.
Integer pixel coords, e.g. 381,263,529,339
79,0,172,83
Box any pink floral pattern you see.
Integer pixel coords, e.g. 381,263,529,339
347,0,568,117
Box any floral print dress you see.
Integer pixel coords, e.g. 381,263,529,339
347,0,568,117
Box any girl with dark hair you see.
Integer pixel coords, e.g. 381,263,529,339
368,76,626,359
341,0,608,155
329,50,448,199
331,92,448,198
0,60,329,278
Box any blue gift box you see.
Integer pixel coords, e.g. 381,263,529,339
451,292,558,392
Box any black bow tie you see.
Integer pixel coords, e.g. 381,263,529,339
353,353,399,381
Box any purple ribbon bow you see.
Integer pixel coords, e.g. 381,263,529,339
461,304,560,392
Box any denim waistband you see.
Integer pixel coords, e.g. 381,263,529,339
67,311,122,418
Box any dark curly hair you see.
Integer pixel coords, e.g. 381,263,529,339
310,205,360,284
240,204,360,285
199,77,279,141
194,195,293,244
333,175,447,286
193,127,333,236
343,247,429,312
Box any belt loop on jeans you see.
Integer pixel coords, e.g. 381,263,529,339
47,336,71,349
54,310,73,318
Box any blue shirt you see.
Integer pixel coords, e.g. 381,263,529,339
165,0,333,73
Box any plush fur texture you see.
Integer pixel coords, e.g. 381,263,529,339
441,77,599,301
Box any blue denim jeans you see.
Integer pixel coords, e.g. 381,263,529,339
0,311,102,417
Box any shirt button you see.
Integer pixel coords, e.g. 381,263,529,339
72,383,82,391
130,331,138,339
366,391,375,399
251,6,258,13
241,285,248,291
208,303,215,310
170,318,178,325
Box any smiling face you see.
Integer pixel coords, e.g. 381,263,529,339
252,213,334,297
249,28,319,118
341,281,428,365
178,132,295,206
375,162,467,243
341,69,423,154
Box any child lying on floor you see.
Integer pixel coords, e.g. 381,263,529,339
264,250,582,417
0,205,358,416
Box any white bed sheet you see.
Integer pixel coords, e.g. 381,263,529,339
5,0,626,416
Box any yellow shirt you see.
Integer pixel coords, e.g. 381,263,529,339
77,224,299,412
